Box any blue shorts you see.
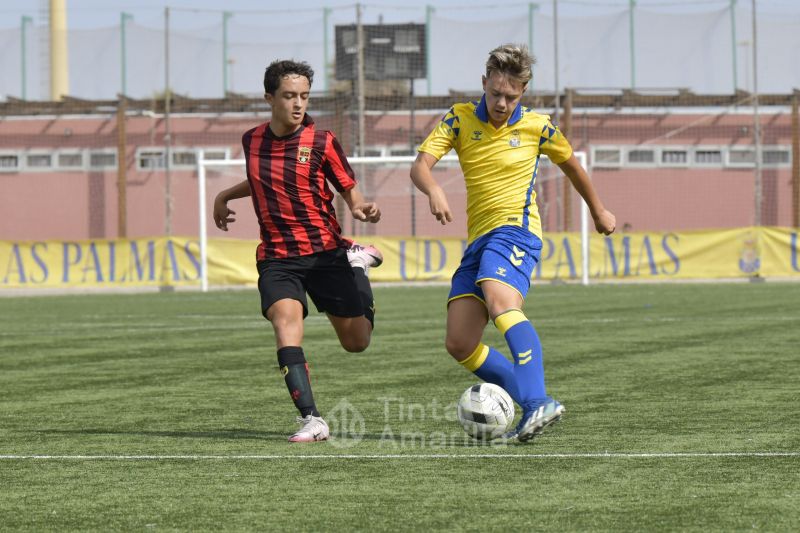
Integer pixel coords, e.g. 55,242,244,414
448,225,543,304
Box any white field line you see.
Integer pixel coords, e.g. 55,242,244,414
1,452,798,460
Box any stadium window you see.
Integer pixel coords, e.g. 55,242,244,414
694,149,723,166
173,148,231,168
57,152,84,170
762,148,790,166
137,149,166,170
626,148,656,165
591,147,621,168
89,150,117,169
360,146,387,158
25,152,53,172
0,153,20,172
203,149,229,160
661,149,689,166
172,150,197,167
727,148,755,167
25,152,53,170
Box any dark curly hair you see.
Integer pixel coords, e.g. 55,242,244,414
263,60,314,95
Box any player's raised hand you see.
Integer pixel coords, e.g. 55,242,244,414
213,201,236,231
352,202,381,223
428,187,453,225
593,208,616,235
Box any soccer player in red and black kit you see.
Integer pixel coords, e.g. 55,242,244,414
213,60,383,443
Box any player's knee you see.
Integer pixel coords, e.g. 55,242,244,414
445,336,473,360
487,303,512,322
341,335,370,353
268,314,296,331
339,325,371,353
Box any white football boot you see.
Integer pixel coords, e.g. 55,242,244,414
346,243,383,274
288,415,330,443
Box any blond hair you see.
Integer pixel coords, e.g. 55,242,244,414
485,44,536,86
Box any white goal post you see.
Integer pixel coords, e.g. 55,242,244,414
196,151,590,291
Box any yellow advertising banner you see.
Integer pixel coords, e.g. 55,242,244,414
1,227,799,289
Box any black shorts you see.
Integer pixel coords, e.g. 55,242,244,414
257,248,364,320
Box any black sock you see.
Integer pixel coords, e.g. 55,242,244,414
352,267,375,327
277,346,319,417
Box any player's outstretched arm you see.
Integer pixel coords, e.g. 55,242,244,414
410,152,453,225
341,185,381,223
213,179,251,231
557,154,616,235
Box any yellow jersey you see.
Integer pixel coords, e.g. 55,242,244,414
418,95,572,243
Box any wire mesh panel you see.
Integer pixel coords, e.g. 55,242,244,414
5,3,800,100
0,98,796,245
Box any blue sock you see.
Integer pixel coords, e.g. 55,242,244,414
495,309,547,409
458,343,520,404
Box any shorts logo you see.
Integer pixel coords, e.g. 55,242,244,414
495,266,507,277
510,245,525,266
298,146,312,164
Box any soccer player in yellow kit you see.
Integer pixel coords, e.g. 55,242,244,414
410,44,616,442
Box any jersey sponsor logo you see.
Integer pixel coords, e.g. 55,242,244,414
517,349,533,365
297,146,312,164
510,245,526,266
471,130,483,141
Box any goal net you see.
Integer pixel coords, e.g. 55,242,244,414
196,151,590,290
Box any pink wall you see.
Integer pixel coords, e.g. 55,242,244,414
0,110,795,242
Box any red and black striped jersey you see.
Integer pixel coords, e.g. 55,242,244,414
242,114,356,260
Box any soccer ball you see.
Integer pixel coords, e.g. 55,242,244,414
457,383,515,441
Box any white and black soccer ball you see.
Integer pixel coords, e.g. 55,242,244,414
457,383,515,441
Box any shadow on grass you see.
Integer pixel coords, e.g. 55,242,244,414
35,428,287,441
32,428,516,449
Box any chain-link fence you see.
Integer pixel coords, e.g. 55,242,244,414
1,92,798,242
3,2,800,100
1,2,799,244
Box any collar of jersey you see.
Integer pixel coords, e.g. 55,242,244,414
474,94,523,127
266,113,314,140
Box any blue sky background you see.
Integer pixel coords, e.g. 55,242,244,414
2,0,800,30
1,1,798,99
